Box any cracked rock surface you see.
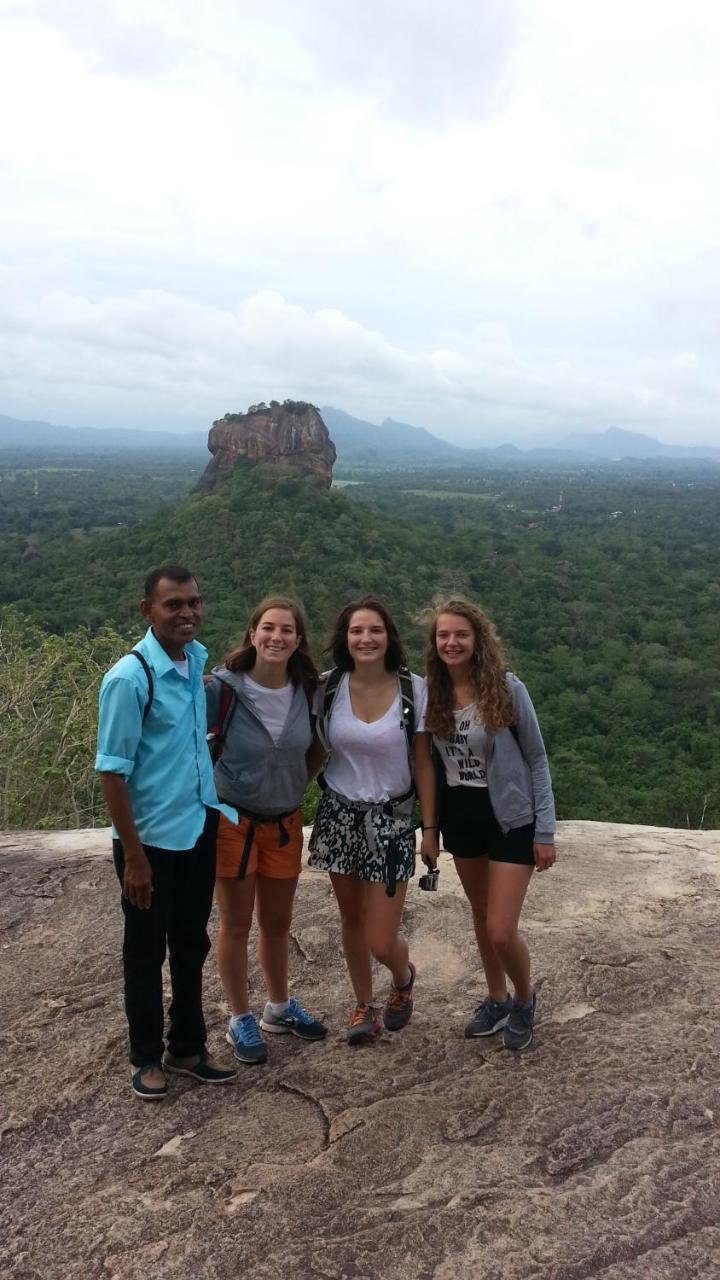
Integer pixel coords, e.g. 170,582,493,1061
1,821,719,1279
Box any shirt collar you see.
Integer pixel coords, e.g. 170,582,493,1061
142,627,208,676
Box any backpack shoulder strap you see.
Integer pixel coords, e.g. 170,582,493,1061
209,682,237,763
130,650,153,723
322,667,343,719
397,667,415,755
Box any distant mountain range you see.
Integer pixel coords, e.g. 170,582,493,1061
1,409,718,464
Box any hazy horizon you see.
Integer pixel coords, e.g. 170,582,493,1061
2,2,720,448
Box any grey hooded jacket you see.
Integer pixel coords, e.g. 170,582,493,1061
481,673,555,844
205,667,312,816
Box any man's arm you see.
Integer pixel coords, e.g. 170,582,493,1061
96,671,153,910
99,773,153,909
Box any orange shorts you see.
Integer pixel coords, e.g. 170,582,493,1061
215,809,304,880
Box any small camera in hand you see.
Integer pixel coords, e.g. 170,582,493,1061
419,865,439,892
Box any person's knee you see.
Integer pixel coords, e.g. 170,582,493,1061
218,913,253,943
486,919,517,953
258,914,291,941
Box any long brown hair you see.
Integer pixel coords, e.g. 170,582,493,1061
324,595,408,672
224,596,318,693
424,598,513,736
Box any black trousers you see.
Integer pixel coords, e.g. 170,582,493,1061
112,808,219,1066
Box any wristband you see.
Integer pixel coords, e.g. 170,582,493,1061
421,825,438,832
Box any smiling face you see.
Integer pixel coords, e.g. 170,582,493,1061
346,608,389,667
249,607,301,670
140,576,203,659
435,612,476,672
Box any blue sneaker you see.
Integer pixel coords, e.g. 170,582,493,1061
260,997,328,1041
503,991,537,1051
226,1012,268,1064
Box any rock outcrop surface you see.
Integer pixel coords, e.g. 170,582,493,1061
2,821,720,1279
200,401,336,489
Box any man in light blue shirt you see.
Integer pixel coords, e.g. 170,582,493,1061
96,564,237,1100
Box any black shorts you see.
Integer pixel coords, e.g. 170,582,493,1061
440,784,535,866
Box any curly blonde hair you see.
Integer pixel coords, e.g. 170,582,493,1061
424,598,513,737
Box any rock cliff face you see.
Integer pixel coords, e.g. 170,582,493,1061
200,401,336,489
3,821,720,1278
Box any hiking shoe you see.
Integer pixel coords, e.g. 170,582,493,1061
503,992,537,1051
346,1003,382,1045
383,961,416,1032
131,1062,167,1101
260,997,328,1041
464,995,513,1039
163,1051,237,1083
225,1013,268,1065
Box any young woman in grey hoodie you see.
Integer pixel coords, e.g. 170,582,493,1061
206,596,327,1064
415,598,556,1053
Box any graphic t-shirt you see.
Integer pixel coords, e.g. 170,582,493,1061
433,704,488,788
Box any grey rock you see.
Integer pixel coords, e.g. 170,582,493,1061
1,821,719,1279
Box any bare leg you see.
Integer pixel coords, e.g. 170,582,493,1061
485,862,534,1002
364,882,411,988
330,873,373,1003
255,875,299,1002
214,875,256,1014
452,855,508,1001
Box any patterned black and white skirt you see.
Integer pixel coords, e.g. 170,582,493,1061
308,787,416,888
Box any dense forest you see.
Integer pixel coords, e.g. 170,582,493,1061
1,447,718,831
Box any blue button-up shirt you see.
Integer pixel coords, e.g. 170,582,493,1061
95,628,236,850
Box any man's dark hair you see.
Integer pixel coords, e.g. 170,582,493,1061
144,564,197,601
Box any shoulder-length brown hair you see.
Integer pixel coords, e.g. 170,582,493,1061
424,598,513,737
324,595,408,672
224,595,318,693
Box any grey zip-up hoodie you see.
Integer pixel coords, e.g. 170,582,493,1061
482,673,555,843
205,667,312,816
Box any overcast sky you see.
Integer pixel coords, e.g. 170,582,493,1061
1,0,719,445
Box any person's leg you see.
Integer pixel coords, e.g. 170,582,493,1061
484,860,534,1002
166,810,218,1058
113,839,172,1067
364,882,411,988
214,874,257,1014
330,873,372,1003
255,873,298,1001
452,855,508,1002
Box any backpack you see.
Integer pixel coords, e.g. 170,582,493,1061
207,683,237,764
318,666,416,765
129,650,154,723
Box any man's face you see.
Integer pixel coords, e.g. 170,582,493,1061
140,577,204,657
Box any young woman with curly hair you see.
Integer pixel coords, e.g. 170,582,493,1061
414,599,556,1051
206,596,327,1065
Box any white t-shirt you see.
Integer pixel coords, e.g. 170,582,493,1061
318,673,427,803
243,673,294,744
433,703,488,788
172,657,189,679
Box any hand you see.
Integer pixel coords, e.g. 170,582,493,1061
420,829,440,868
533,842,556,872
123,852,153,909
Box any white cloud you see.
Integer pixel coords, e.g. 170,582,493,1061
0,0,719,443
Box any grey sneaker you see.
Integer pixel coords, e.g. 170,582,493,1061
464,995,513,1038
346,1003,381,1045
260,997,328,1041
503,992,537,1051
383,962,416,1031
